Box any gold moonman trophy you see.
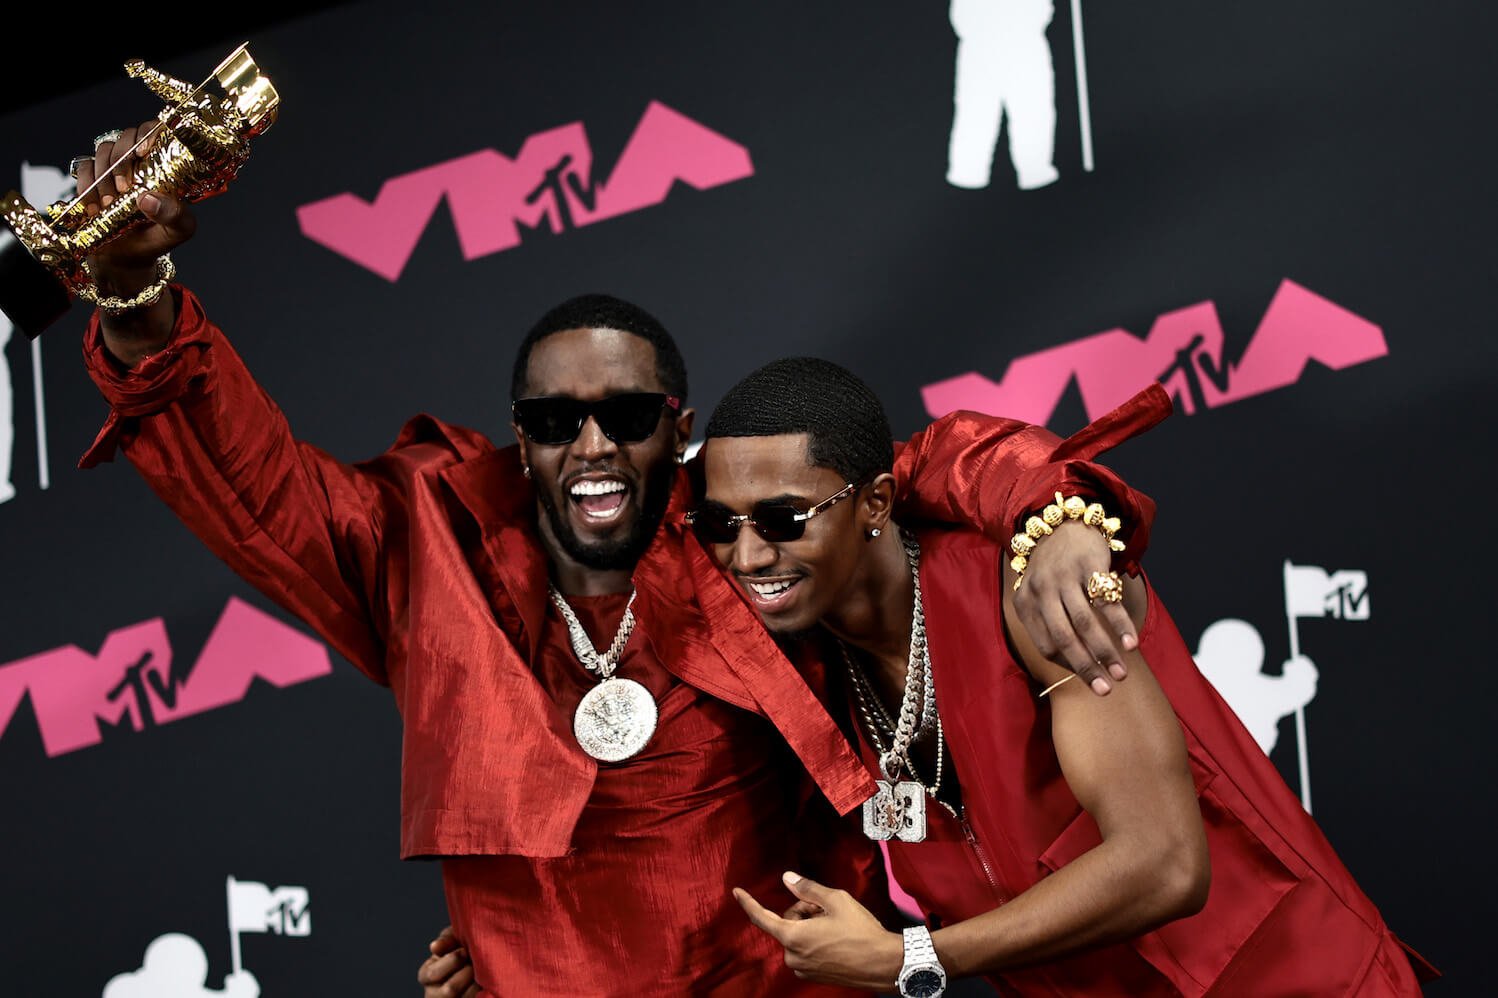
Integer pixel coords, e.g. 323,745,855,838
0,44,278,338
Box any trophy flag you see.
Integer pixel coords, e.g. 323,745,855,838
1283,560,1371,813
226,875,311,974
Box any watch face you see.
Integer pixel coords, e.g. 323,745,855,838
903,968,944,997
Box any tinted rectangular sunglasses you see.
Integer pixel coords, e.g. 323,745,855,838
686,481,860,545
512,392,681,445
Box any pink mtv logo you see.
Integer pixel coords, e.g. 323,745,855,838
922,280,1388,424
0,597,331,758
297,101,755,281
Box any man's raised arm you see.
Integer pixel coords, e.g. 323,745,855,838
72,123,474,684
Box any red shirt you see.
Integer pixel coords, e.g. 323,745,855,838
442,593,834,995
870,527,1436,996
80,287,1161,994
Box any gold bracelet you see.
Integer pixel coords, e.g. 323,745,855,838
77,254,176,316
1038,674,1077,698
1009,492,1126,591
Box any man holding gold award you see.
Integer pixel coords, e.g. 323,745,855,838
0,45,1194,996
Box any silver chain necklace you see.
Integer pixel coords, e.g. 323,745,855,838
841,530,942,842
548,585,657,762
845,651,945,793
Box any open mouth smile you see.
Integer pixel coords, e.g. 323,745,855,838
567,476,630,524
738,575,804,611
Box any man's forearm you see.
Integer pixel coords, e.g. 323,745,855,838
929,829,1204,980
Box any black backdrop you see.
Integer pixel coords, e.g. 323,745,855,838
0,2,1485,993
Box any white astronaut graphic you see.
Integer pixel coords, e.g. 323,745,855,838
1193,562,1368,814
947,0,1061,190
1,160,72,505
102,934,259,998
99,877,308,997
1194,619,1318,755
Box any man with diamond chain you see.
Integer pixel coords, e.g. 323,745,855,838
76,127,1159,996
706,359,1434,996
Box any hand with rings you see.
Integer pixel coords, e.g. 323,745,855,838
70,131,128,179
1009,519,1138,696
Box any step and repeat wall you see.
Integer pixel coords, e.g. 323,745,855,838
0,2,1483,993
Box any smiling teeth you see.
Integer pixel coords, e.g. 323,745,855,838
570,480,626,497
749,580,796,597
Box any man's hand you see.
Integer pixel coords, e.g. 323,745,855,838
1013,520,1137,695
416,926,478,998
733,872,904,990
76,121,198,276
75,120,198,363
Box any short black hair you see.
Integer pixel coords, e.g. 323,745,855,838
511,294,689,402
704,357,893,482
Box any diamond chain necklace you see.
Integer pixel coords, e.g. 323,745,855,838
841,530,944,796
547,585,638,679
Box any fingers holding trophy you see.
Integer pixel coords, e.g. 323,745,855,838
0,43,278,338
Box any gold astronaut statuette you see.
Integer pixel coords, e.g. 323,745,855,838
0,44,279,338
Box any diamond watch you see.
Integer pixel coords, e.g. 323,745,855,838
897,924,947,997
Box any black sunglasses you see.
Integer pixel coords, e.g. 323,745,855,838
687,481,861,545
512,392,681,446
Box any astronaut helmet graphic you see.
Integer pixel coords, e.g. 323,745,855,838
101,934,259,998
99,876,309,997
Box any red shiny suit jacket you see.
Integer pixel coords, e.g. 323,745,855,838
879,526,1437,995
80,287,1160,994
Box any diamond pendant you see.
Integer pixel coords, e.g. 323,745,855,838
862,779,927,842
573,677,658,762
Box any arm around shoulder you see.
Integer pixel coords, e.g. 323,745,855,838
926,571,1209,980
892,392,1169,570
72,127,396,681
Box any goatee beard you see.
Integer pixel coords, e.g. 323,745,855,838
538,459,677,571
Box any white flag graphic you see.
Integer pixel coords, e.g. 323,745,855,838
1284,562,1370,621
1281,560,1371,816
226,876,311,975
227,876,311,936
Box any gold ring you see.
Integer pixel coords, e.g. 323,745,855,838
1086,570,1124,604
